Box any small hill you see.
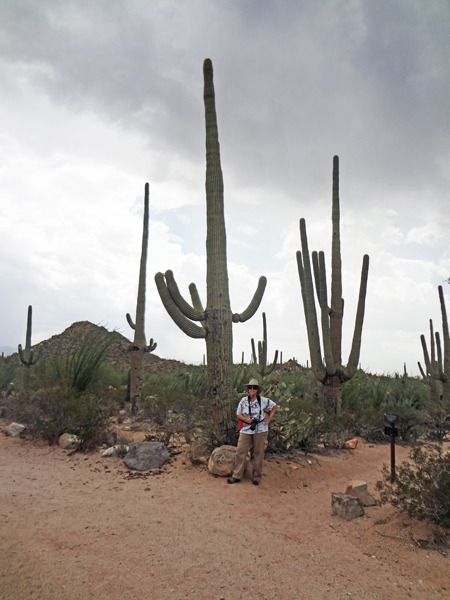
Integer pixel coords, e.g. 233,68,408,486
11,321,185,374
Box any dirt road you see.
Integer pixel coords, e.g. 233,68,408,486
1,433,449,600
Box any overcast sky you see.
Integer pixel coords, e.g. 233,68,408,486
1,0,449,375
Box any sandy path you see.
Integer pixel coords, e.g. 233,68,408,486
1,433,449,600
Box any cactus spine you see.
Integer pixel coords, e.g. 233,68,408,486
297,156,370,413
18,305,40,389
126,183,157,414
251,312,278,378
419,286,449,404
155,59,266,444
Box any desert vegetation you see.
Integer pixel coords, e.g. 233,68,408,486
2,57,450,537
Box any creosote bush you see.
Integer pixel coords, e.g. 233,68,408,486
376,443,450,530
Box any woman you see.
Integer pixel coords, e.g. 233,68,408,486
227,378,277,486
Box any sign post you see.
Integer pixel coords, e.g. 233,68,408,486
384,414,398,482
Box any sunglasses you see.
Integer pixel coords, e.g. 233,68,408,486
248,385,259,390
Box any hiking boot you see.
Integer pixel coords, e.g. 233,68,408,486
227,477,241,484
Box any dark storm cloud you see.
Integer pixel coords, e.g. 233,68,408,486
2,0,449,208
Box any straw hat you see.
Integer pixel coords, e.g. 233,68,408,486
243,378,263,393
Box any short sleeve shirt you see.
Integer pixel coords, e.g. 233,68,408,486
236,395,276,434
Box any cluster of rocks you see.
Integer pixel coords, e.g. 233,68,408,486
331,480,378,521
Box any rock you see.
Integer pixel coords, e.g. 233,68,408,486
123,442,170,472
8,422,26,437
344,438,358,449
208,445,237,476
58,433,81,449
102,444,129,457
345,480,378,506
331,492,365,521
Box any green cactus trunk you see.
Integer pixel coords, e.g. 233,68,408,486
204,58,234,441
126,183,157,414
155,59,266,444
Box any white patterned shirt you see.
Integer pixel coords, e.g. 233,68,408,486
236,395,276,434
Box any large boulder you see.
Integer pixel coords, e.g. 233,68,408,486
208,445,238,477
58,433,80,449
123,442,170,472
331,492,365,521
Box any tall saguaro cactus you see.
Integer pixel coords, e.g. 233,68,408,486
127,183,157,414
155,59,266,444
418,319,440,403
251,312,278,378
419,286,450,404
297,156,370,413
18,305,40,389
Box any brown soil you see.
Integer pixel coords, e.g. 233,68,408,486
1,430,449,600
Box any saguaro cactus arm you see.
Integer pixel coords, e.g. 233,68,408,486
314,250,335,375
297,220,326,382
232,276,267,323
164,270,206,321
344,253,370,378
155,272,206,339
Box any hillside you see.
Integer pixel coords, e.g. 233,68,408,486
9,321,185,374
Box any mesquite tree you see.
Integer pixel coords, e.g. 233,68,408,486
155,59,266,444
297,156,370,413
126,183,157,414
419,286,450,404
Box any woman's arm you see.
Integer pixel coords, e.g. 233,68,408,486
237,413,253,424
264,404,277,425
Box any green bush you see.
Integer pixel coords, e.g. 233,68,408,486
6,380,115,446
376,443,450,530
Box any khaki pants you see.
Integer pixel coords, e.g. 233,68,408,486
232,431,268,481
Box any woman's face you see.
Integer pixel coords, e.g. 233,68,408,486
247,385,258,399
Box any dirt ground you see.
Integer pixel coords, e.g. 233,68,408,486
1,427,450,600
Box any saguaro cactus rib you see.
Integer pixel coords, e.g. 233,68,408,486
156,59,265,444
297,156,370,413
127,183,157,414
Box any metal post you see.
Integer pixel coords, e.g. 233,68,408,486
390,433,396,482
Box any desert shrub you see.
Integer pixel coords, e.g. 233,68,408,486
0,355,20,392
6,380,114,445
376,443,450,529
339,371,430,443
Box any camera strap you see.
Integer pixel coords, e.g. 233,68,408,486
248,395,263,422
